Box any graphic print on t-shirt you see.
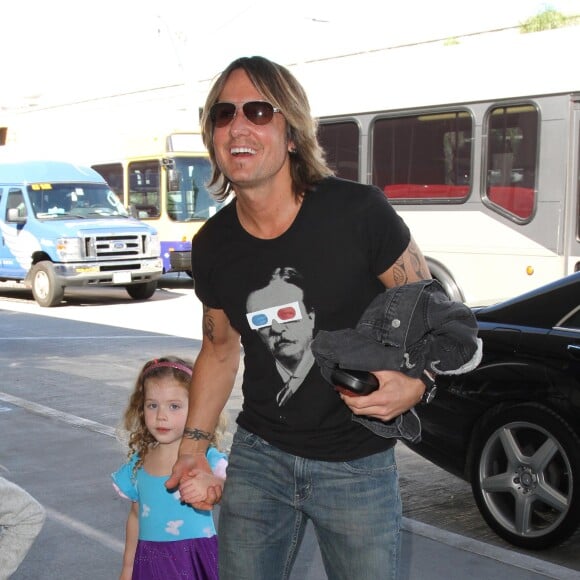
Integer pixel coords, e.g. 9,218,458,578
245,266,315,406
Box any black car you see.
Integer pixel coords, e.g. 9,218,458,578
407,271,580,550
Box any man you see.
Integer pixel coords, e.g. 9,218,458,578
246,266,316,406
167,56,432,580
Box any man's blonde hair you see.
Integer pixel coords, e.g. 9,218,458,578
200,56,333,202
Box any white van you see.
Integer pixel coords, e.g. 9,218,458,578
0,160,163,306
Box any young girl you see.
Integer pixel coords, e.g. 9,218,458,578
112,356,228,580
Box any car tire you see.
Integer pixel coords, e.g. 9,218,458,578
470,403,580,550
125,281,157,300
30,261,65,307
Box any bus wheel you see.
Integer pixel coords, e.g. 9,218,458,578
427,261,464,302
31,262,65,307
126,281,157,300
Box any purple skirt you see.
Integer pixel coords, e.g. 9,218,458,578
133,536,218,580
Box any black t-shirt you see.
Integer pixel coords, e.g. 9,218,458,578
192,176,410,460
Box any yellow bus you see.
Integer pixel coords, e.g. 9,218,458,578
92,133,223,276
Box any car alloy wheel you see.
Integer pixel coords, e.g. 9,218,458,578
470,403,580,550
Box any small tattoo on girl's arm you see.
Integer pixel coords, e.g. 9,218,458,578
183,427,212,441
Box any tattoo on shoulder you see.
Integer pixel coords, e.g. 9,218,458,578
391,260,407,285
392,240,430,284
202,305,215,342
408,242,431,279
183,427,213,441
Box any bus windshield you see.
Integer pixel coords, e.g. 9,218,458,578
92,147,225,275
127,156,222,221
167,157,221,221
28,183,128,219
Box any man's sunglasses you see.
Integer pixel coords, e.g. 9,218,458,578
210,101,281,128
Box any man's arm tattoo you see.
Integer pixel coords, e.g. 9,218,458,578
408,240,431,279
391,257,407,286
183,427,213,441
202,305,215,342
392,239,431,285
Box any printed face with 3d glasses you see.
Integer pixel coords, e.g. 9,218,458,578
246,278,315,372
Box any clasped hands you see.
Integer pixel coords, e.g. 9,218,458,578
166,456,224,511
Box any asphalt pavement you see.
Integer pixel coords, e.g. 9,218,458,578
1,278,578,579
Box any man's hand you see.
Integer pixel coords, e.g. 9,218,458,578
165,454,197,491
340,370,424,421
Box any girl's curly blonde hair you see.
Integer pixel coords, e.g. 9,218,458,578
120,355,228,474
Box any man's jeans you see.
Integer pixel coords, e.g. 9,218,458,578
218,427,401,580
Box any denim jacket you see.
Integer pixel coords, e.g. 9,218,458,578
312,279,482,442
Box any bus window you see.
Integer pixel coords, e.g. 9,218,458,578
92,163,123,196
484,104,538,221
317,121,359,181
373,111,472,201
128,160,161,218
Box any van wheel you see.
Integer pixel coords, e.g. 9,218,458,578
126,281,157,300
31,262,65,307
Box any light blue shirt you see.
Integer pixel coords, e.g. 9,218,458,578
112,447,227,542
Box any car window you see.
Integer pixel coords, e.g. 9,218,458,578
559,308,580,330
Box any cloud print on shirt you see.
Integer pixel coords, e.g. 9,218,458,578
166,520,184,536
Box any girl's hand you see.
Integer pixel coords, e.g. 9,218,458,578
179,470,225,508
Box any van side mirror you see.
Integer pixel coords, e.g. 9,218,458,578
7,208,27,223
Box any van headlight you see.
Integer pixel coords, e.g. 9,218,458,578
55,237,82,261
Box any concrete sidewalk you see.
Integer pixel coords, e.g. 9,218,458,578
397,518,577,580
286,515,577,579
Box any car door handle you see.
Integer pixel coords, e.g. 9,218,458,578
567,344,580,360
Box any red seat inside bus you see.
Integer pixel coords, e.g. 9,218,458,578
487,186,534,219
384,184,533,219
384,184,469,198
